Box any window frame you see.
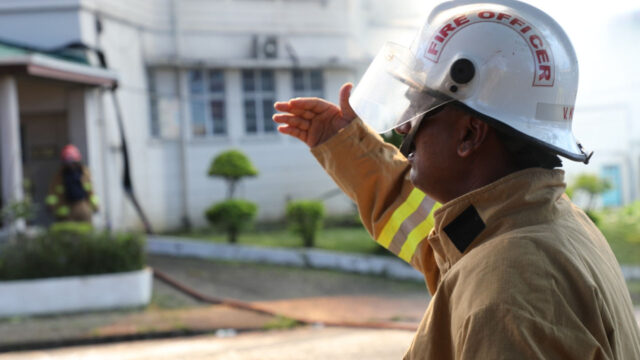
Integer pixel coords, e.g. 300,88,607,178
292,68,324,98
242,69,277,136
189,68,228,138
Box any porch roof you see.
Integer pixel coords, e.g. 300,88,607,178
0,40,117,87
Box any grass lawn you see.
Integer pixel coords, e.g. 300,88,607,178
173,224,640,264
174,226,386,255
608,238,640,266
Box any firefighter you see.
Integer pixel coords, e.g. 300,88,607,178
46,144,99,223
274,0,640,358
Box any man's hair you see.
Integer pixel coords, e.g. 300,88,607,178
452,102,562,170
494,128,563,170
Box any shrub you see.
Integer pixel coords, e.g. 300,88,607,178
208,150,258,199
205,199,258,243
286,200,325,248
0,231,146,281
567,173,612,213
49,221,94,236
595,202,640,265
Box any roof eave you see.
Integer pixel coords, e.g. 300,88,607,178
0,53,117,87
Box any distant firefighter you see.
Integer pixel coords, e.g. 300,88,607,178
46,144,99,223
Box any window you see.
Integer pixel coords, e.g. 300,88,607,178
189,69,227,137
148,69,160,137
601,165,623,207
292,69,323,98
148,69,180,139
242,69,276,134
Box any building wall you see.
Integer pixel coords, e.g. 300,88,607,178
565,11,640,208
87,0,362,231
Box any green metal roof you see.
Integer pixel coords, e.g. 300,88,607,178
0,39,90,65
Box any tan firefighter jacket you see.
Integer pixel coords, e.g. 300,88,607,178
311,118,640,359
46,165,99,222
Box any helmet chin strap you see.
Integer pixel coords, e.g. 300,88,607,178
399,117,424,157
398,104,450,157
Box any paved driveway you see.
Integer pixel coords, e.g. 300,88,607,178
0,327,414,360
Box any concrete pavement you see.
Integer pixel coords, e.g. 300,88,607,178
0,327,415,360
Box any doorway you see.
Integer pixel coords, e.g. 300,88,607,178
21,113,69,226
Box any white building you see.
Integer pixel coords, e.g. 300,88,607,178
563,10,640,208
0,0,637,234
0,0,425,232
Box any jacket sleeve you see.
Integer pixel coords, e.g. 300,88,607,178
46,170,70,219
456,304,605,360
81,166,99,212
311,118,441,292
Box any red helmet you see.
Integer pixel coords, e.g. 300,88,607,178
61,144,82,162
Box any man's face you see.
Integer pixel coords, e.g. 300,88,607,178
397,105,466,203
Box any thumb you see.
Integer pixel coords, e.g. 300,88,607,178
339,82,357,120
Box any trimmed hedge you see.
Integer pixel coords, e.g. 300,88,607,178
0,228,146,281
206,199,258,243
286,200,325,248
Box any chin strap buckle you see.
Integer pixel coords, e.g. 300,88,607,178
578,142,594,165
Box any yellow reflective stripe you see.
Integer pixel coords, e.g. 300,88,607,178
398,202,442,263
377,188,426,248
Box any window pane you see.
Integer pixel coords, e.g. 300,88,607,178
149,96,160,137
190,100,206,136
210,100,224,120
210,100,226,135
310,70,323,91
189,70,204,94
601,165,622,207
292,69,304,91
242,70,255,92
244,100,257,133
262,98,275,132
260,70,275,91
209,70,224,93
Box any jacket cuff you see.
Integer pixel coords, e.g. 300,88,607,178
311,118,382,166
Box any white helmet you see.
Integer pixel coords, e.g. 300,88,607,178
350,0,592,163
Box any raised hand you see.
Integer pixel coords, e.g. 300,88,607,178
273,83,357,148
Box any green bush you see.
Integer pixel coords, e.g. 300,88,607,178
49,221,94,236
286,200,325,248
205,199,258,243
596,202,640,265
0,231,146,281
208,150,258,199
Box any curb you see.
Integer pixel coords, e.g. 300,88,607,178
147,236,640,282
146,236,424,281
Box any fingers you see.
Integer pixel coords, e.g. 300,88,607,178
277,125,307,142
274,101,291,112
339,82,357,120
272,114,310,130
288,97,334,114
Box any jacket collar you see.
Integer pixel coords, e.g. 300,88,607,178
427,168,567,272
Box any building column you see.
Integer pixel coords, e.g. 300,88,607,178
0,76,25,232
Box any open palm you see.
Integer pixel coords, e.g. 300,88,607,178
273,83,357,148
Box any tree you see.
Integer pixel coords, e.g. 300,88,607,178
286,200,325,248
208,150,258,199
569,174,612,211
206,200,257,243
381,130,403,149
205,149,259,243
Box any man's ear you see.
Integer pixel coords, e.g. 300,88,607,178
457,116,489,157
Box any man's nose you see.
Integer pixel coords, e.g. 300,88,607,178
395,122,412,135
